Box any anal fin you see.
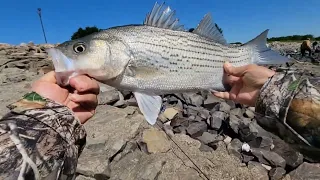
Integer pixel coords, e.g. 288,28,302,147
133,92,162,125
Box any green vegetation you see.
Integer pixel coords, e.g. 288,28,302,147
71,23,224,40
71,26,320,45
230,42,242,45
267,34,320,42
71,26,102,40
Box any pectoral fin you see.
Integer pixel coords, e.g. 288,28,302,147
133,92,162,125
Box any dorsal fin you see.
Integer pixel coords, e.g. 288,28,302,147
193,13,227,45
143,2,185,31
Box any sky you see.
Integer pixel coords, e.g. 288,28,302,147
0,0,319,45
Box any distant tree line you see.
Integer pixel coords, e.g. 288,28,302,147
70,26,319,45
267,34,320,42
71,26,102,40
71,24,224,40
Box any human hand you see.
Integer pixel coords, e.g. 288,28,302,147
213,62,275,106
31,71,100,124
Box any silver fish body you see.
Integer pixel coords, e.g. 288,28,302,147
99,25,249,93
47,2,291,125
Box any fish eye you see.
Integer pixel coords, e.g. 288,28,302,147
73,43,86,53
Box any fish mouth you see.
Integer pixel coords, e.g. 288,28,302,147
46,48,78,86
46,48,75,72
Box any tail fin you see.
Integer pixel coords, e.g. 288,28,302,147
243,29,291,65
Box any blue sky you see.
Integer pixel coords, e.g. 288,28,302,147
0,0,319,45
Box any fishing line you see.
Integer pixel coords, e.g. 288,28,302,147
155,121,210,180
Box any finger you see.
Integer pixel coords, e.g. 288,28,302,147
69,93,98,108
224,62,252,77
212,91,231,100
36,71,57,84
67,101,95,124
223,74,240,86
75,110,95,124
69,75,100,94
228,81,242,101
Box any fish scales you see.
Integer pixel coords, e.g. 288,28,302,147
96,26,251,93
117,26,249,73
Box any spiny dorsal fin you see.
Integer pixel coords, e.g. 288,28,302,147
193,13,227,45
144,2,185,31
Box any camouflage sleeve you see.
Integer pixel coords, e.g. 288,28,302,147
0,92,86,180
255,69,320,160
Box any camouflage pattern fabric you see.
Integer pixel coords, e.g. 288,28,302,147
255,69,320,161
0,92,86,180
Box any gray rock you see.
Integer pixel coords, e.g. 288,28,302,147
272,138,303,168
209,111,228,130
97,89,120,105
77,105,144,175
251,148,286,168
111,141,138,162
190,115,203,122
196,132,218,144
208,129,218,134
175,99,183,111
184,105,199,116
250,119,278,138
31,52,47,58
259,136,274,150
203,94,221,110
182,92,204,106
289,162,320,180
269,167,286,180
244,108,255,118
110,134,256,180
173,126,186,134
10,52,27,56
198,108,210,119
238,123,258,143
227,138,243,159
164,95,179,104
142,128,171,154
247,161,269,180
230,108,243,117
261,163,272,171
125,97,138,106
0,68,37,84
163,123,174,137
229,114,241,133
199,143,214,152
226,100,236,109
75,175,96,180
170,117,189,127
218,101,231,113
109,150,166,180
242,154,255,163
76,143,110,177
0,50,7,55
113,92,126,107
186,121,208,138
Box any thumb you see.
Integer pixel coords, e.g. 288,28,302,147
37,71,57,84
224,62,250,77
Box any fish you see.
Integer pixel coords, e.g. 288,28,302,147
46,2,291,125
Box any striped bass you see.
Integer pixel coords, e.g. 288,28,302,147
46,2,291,125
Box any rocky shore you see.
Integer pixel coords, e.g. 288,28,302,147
0,41,319,180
